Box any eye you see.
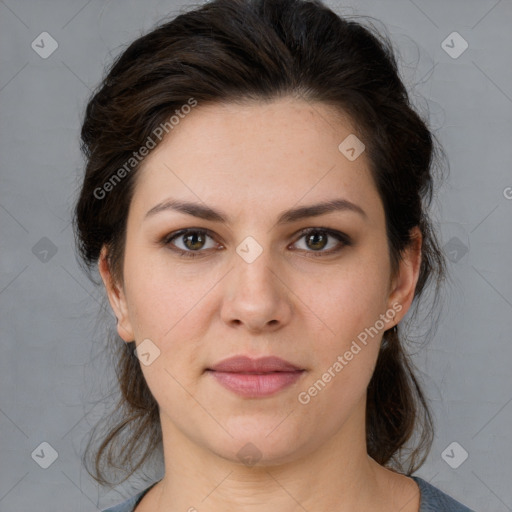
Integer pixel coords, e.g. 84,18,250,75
162,227,350,259
290,228,351,256
163,229,221,258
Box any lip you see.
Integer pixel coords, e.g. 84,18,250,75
206,356,305,398
208,355,303,373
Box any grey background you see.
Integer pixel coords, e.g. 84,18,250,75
1,0,511,510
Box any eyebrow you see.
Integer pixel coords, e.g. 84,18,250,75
144,197,367,224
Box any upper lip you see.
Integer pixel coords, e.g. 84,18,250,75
207,356,303,373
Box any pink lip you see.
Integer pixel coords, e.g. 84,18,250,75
206,356,305,398
209,355,302,373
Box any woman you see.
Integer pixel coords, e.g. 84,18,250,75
74,0,475,510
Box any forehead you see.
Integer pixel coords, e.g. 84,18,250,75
130,98,383,223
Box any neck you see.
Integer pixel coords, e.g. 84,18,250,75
149,399,393,512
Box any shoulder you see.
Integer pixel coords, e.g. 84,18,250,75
101,483,156,512
411,476,476,512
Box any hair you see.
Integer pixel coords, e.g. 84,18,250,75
74,0,447,486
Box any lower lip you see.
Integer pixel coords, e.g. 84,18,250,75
208,370,304,397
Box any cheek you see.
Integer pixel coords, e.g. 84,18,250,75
123,251,215,341
294,265,389,421
299,257,391,351
292,252,391,409
122,257,217,407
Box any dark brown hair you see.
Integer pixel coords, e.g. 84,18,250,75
74,0,446,486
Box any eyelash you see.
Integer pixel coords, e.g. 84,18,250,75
161,227,352,259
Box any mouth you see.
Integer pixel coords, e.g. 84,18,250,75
205,355,306,398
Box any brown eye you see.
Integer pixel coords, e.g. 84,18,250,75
291,228,351,256
305,231,329,251
164,229,219,257
182,231,207,250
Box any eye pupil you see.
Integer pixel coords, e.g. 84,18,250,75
184,232,205,250
306,231,328,250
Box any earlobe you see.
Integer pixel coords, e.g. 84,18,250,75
98,246,135,342
387,227,422,324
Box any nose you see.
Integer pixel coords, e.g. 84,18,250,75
220,248,293,333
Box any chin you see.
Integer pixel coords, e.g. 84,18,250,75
208,417,309,467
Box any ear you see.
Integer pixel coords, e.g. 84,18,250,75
386,226,422,324
98,245,135,342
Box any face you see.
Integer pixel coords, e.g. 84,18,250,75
100,97,420,466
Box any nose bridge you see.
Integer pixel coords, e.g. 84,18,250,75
232,239,279,301
220,236,292,331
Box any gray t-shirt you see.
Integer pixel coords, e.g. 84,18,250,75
102,476,475,511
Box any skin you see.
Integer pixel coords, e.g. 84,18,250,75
99,97,423,512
